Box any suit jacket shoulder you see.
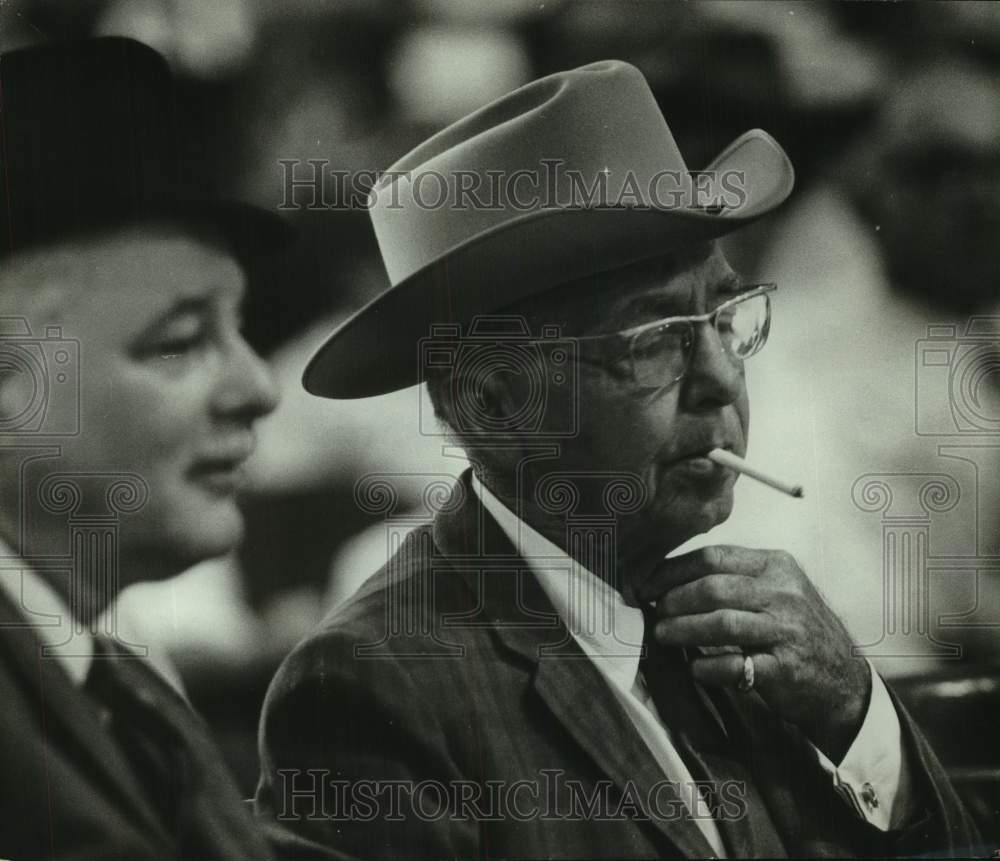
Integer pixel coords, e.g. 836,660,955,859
0,585,273,861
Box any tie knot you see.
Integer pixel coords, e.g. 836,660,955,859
640,605,688,672
639,604,731,751
84,639,125,700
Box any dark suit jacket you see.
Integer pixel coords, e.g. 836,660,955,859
0,585,273,861
255,471,981,859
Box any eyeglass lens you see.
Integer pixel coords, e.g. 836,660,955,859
628,292,771,387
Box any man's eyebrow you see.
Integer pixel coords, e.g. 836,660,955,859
154,296,213,322
132,297,214,343
714,272,745,296
621,292,687,320
145,284,244,326
609,272,748,328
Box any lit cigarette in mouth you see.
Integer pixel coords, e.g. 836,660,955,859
707,448,804,499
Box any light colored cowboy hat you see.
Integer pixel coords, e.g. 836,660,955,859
304,59,794,399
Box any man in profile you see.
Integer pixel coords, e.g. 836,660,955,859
0,38,288,859
256,61,980,858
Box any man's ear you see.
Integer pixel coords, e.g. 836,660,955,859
448,336,576,438
473,364,534,434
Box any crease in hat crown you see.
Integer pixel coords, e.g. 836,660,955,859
368,60,697,287
305,59,794,399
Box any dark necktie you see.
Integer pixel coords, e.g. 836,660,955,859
80,637,273,860
83,638,196,847
640,607,787,858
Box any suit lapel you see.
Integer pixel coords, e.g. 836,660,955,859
0,586,171,843
690,742,788,858
532,653,720,857
434,471,719,858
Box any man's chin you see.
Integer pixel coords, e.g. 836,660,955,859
648,484,735,545
124,503,245,579
179,514,244,565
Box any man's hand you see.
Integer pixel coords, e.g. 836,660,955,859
639,545,871,762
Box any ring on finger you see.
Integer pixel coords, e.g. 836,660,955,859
736,653,755,693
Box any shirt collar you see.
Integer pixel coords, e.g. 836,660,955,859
471,472,645,692
0,537,94,685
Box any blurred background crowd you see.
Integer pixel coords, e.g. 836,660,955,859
2,0,998,827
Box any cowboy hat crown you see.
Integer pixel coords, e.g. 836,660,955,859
305,59,794,399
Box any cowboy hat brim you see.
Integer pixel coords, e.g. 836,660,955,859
303,128,794,399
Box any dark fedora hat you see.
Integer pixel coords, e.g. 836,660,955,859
304,59,794,400
0,37,290,260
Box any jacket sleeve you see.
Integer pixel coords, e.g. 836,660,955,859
882,684,984,858
254,627,477,861
721,677,984,858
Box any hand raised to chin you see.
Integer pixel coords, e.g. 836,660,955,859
639,545,871,763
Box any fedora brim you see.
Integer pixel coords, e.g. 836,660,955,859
304,129,794,399
1,195,292,262
103,197,293,257
171,198,294,259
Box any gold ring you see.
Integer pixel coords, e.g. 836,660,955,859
736,653,755,693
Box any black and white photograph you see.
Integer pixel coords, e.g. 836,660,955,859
0,1,998,858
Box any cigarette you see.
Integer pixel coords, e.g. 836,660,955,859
707,448,804,499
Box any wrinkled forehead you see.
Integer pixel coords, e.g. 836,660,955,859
505,240,735,336
0,222,244,326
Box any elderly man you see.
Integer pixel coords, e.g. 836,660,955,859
0,38,287,859
256,61,978,858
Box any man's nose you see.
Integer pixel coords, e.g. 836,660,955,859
679,323,744,409
213,337,281,422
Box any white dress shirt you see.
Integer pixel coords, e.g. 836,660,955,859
0,538,94,686
471,474,913,853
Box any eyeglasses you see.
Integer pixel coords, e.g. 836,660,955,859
573,283,776,390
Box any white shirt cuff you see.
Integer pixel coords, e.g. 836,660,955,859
813,662,914,831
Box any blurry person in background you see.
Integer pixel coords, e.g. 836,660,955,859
707,57,1000,661
846,59,1000,316
704,55,1000,836
691,53,1000,837
255,61,979,859
0,38,287,859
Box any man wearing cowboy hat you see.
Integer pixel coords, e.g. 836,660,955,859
255,61,978,858
0,38,289,859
